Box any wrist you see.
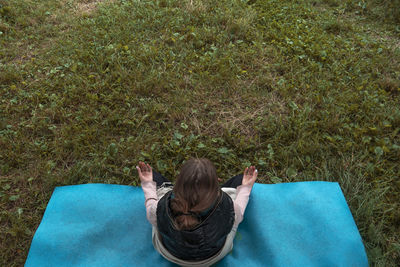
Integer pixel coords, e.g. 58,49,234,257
141,180,155,185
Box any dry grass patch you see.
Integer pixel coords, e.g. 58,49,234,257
75,0,115,16
183,90,287,139
183,0,208,13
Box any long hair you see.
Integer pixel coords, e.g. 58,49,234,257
170,158,220,230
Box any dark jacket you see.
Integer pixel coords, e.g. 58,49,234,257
156,190,235,261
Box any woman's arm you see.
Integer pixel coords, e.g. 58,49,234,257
233,166,258,227
141,180,158,227
233,184,252,226
137,162,158,227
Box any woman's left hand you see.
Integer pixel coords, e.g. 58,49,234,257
242,165,258,187
136,161,153,183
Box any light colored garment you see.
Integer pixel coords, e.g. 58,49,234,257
141,181,252,266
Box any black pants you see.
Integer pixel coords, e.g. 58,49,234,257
152,170,243,189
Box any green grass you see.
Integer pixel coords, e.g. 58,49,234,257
1,0,399,265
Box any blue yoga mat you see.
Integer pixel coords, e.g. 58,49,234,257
25,182,368,266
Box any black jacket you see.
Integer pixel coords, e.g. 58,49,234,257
156,190,235,261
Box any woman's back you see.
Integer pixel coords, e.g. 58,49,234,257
156,189,235,260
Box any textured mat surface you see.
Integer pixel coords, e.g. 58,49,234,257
25,182,368,266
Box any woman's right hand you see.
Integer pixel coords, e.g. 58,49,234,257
136,161,153,183
242,166,258,187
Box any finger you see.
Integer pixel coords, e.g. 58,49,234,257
146,163,152,172
139,161,144,171
141,162,147,171
248,166,253,176
253,168,258,179
141,162,147,172
244,167,248,176
136,165,142,176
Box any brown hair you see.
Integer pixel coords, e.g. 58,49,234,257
170,158,220,230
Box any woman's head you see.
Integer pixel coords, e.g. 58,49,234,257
170,158,220,230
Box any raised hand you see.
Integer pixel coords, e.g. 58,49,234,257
242,166,258,187
136,161,153,183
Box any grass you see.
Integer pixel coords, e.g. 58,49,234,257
1,0,399,265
